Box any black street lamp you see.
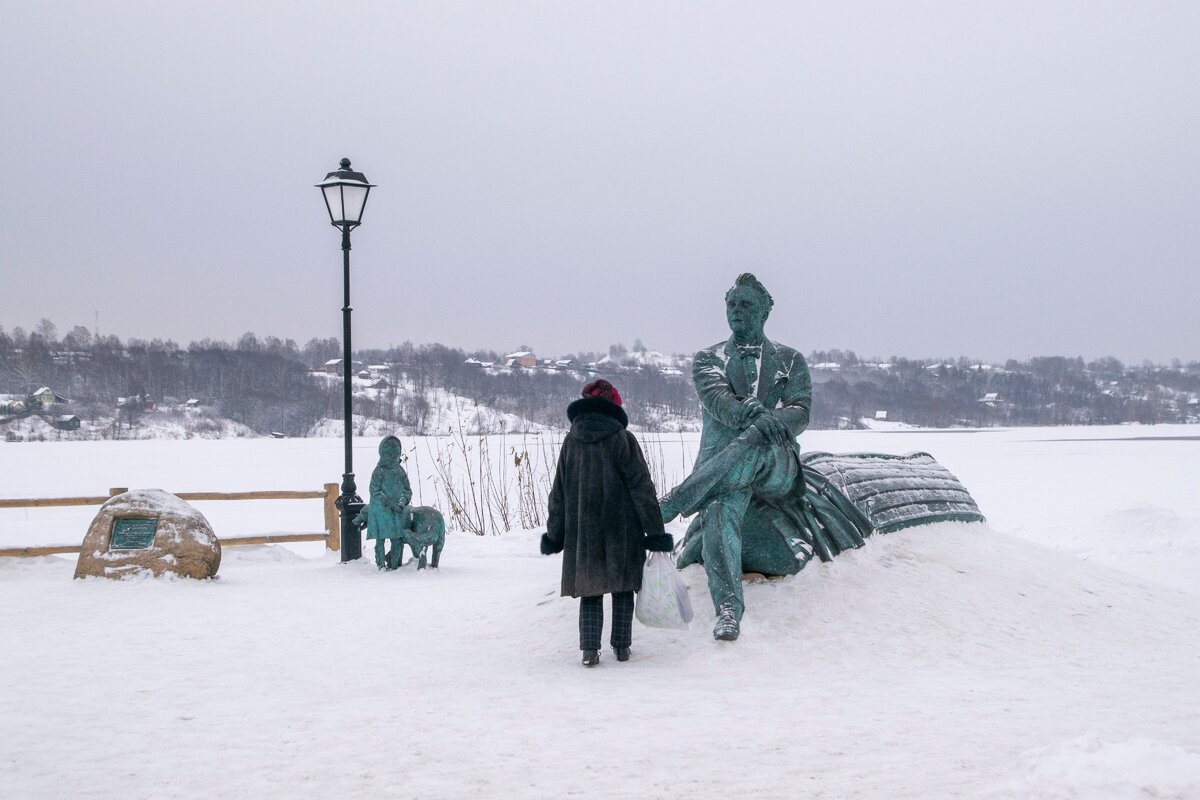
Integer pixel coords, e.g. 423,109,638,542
317,158,375,562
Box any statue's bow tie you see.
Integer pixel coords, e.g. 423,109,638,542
735,344,762,358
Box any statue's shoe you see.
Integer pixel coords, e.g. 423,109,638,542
581,649,600,667
713,604,740,641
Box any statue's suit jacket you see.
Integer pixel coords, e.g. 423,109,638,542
692,336,813,473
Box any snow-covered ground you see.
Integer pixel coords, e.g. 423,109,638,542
1,425,1198,798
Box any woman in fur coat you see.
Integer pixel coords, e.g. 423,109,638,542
541,379,673,666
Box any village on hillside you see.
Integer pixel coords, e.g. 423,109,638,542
2,323,1198,443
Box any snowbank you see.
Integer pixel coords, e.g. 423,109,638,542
1,425,1197,798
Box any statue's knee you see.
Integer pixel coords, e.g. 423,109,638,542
703,499,741,525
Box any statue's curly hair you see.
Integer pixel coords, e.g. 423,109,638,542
725,272,774,312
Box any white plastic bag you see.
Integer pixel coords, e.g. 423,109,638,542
635,552,694,629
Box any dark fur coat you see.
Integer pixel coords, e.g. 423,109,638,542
543,398,670,598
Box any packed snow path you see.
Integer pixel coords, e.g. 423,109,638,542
1,426,1198,798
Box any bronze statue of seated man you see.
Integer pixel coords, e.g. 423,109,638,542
659,273,812,641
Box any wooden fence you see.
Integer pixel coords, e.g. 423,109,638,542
0,484,341,558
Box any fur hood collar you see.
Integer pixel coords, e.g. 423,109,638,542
567,397,629,437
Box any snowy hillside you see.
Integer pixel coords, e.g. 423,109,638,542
308,379,551,437
1,425,1198,798
2,406,258,441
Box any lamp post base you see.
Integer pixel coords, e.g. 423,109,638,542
335,473,364,562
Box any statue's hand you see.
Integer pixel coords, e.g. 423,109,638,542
752,410,790,445
740,397,766,429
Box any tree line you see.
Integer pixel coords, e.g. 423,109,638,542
0,322,329,436
807,354,1200,428
1,320,1197,437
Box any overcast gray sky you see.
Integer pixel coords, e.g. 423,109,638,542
2,2,1197,363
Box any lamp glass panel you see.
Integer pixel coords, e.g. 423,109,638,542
322,184,345,224
340,185,369,224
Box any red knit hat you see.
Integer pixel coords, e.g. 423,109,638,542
581,379,622,406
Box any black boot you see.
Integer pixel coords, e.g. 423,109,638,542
581,649,600,667
614,646,630,662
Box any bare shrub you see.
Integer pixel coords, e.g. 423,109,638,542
416,424,685,537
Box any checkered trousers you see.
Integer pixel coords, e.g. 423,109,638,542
578,591,635,651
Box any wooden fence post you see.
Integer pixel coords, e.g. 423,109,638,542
109,487,128,497
323,483,340,551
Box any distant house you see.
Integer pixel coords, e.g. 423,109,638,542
812,362,841,371
117,393,154,411
323,358,365,376
659,367,683,377
875,410,888,421
979,392,1001,406
503,351,538,368
54,415,81,431
0,395,28,415
51,350,92,365
29,387,68,407
464,358,484,368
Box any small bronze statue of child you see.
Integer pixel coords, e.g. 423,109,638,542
355,435,413,570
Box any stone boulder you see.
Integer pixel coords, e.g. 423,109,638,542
74,489,221,580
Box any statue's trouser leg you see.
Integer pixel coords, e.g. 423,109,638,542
700,489,752,622
610,591,634,649
430,533,444,568
374,539,386,568
664,427,764,519
579,595,603,651
387,540,403,570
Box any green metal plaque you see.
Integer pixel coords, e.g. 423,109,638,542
110,517,159,551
